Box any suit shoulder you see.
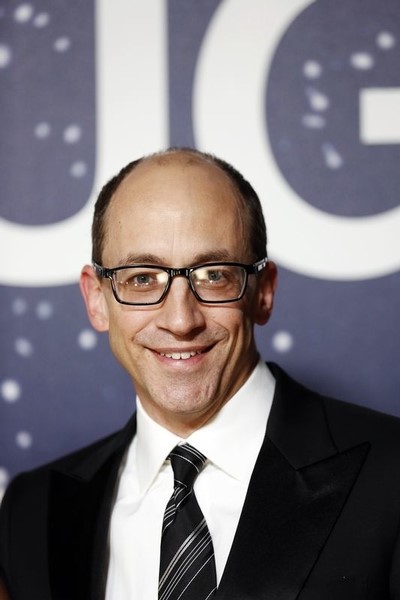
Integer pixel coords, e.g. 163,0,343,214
269,362,400,452
323,393,400,430
322,393,400,450
2,415,136,508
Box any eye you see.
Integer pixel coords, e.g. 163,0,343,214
194,267,232,288
207,270,223,283
132,273,152,286
116,269,165,289
129,271,162,288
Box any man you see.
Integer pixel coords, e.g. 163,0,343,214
1,147,400,599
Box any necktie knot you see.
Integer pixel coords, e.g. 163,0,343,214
169,443,207,491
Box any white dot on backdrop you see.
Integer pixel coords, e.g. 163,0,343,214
33,12,50,27
350,52,374,70
1,379,21,403
303,60,322,79
12,297,28,316
322,143,344,170
16,431,33,449
34,122,51,139
306,88,330,112
54,36,71,52
36,300,53,320
0,44,12,68
272,331,294,353
78,329,98,351
376,31,396,50
15,337,34,357
70,161,87,178
14,3,34,23
302,114,326,129
63,124,82,144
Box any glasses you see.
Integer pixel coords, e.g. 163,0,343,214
93,258,268,306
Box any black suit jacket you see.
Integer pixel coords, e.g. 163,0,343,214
2,364,400,599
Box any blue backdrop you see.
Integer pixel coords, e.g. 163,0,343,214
1,0,400,501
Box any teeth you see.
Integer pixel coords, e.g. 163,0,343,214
160,351,200,360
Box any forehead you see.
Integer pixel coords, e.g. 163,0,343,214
114,154,240,210
101,154,248,264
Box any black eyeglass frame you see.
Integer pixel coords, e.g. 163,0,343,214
93,257,268,306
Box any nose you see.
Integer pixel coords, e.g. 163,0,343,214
155,276,206,336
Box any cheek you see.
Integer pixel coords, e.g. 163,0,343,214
107,311,143,357
211,306,253,346
232,305,257,351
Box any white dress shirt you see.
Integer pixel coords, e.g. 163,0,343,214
105,360,275,600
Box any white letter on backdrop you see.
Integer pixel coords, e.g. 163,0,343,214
0,0,168,287
193,0,400,280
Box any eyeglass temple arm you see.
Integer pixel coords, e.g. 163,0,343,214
253,257,268,273
93,262,110,278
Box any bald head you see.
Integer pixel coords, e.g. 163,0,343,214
91,148,267,266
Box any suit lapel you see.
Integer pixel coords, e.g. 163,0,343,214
217,365,369,600
47,416,136,600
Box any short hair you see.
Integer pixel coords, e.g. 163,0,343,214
91,147,267,264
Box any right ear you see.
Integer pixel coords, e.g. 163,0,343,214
79,265,110,332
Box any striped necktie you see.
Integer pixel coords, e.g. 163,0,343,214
158,443,217,600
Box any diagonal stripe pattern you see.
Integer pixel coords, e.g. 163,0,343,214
158,443,217,600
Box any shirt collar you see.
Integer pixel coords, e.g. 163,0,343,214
130,398,182,495
188,360,275,484
130,360,275,494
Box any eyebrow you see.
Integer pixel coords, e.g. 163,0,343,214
116,250,238,268
117,253,165,267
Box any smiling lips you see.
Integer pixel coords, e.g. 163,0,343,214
159,350,203,360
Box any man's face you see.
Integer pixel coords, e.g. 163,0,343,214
81,155,276,435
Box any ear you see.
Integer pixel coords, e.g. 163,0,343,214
79,265,110,332
253,261,278,325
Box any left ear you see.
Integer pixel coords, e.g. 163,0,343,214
252,261,278,325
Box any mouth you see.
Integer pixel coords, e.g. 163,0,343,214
158,350,203,361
